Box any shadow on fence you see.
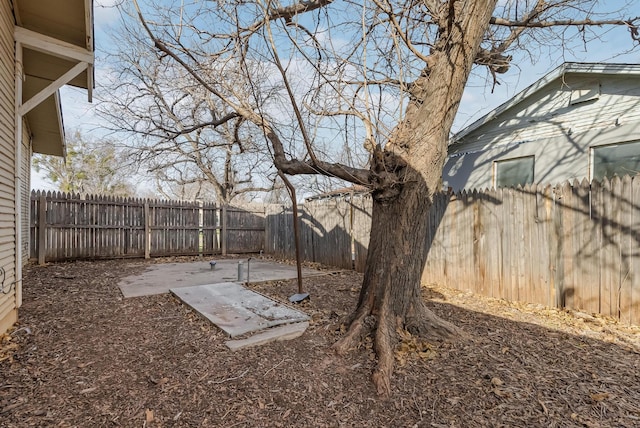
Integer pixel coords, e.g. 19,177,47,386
265,176,640,325
265,194,371,271
30,175,640,324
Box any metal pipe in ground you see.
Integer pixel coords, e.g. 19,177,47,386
278,171,308,303
237,261,244,282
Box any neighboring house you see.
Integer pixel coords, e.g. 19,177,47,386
0,0,94,335
444,63,640,191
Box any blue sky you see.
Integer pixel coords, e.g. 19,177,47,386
32,1,640,191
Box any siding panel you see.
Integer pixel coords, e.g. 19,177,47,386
0,0,17,335
21,121,30,261
445,73,640,191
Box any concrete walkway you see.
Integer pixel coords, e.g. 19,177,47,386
118,258,323,298
171,282,310,337
117,259,322,350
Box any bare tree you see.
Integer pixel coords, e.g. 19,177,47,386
128,0,639,394
33,130,134,196
98,26,278,203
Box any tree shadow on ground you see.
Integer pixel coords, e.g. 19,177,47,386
2,260,638,427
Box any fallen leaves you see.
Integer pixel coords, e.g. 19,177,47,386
490,377,503,386
2,259,639,427
590,392,612,402
394,329,437,367
0,333,19,363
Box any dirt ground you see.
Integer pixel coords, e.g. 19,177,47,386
1,257,639,427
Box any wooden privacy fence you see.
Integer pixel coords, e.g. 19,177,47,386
266,176,640,324
265,194,372,271
30,191,266,263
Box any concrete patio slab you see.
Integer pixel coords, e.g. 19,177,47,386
170,282,310,337
225,322,309,351
118,259,324,298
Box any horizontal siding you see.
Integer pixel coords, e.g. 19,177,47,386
21,122,29,262
0,162,15,183
0,234,16,249
0,195,16,209
0,212,14,223
0,0,17,335
0,288,16,321
0,286,17,335
457,74,640,152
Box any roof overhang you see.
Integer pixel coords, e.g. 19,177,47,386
451,62,640,147
13,0,94,156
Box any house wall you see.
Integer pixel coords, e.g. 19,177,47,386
444,73,640,191
0,0,18,334
21,122,30,262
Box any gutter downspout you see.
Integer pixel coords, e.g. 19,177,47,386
14,40,23,306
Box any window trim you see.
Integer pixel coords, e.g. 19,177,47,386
493,155,535,189
590,140,640,182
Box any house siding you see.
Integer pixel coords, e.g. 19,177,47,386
0,0,17,334
445,73,640,191
21,121,30,262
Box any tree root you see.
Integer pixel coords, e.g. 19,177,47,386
333,285,465,397
332,293,375,355
332,311,373,355
406,302,467,341
371,306,395,397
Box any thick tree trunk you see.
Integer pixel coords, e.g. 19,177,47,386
334,0,499,396
333,180,462,395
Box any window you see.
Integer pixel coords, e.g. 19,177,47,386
494,156,534,188
592,141,640,181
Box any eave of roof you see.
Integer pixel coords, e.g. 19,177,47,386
14,0,94,156
451,62,640,146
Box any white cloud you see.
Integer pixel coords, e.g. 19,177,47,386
94,0,121,30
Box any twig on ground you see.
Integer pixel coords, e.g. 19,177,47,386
264,358,291,376
209,369,249,384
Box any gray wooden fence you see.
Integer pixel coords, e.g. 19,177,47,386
265,195,372,271
30,191,265,262
265,176,640,324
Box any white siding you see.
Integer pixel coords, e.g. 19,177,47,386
445,73,640,191
0,0,17,334
21,120,30,262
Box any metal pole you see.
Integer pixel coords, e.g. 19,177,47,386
237,260,244,282
278,172,303,294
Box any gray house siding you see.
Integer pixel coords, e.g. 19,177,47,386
444,65,640,191
0,0,18,335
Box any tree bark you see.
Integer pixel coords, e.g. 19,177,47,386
333,180,462,395
334,0,498,396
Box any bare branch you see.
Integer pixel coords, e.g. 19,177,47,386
490,16,640,30
242,0,335,34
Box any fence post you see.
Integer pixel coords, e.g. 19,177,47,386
198,199,204,257
221,205,227,256
144,202,150,259
37,192,47,265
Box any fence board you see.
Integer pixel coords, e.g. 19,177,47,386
32,176,640,325
600,178,614,317
630,179,640,325
265,177,640,324
619,176,633,323
610,177,623,318
352,196,372,272
30,192,263,261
